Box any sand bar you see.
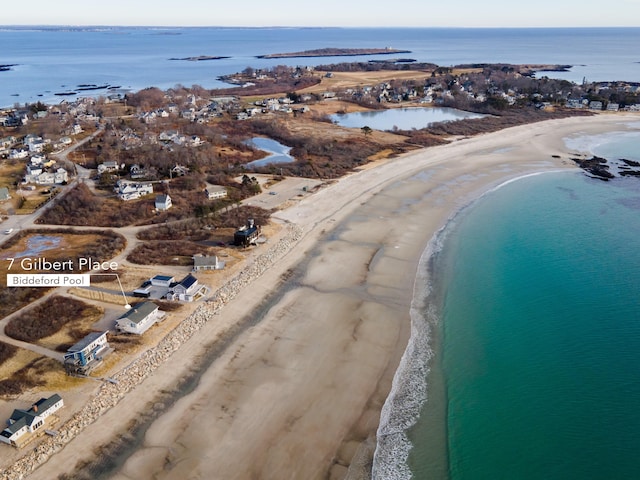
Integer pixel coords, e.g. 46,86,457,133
10,114,638,480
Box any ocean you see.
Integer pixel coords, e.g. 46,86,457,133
4,25,640,479
2,27,640,107
396,130,640,479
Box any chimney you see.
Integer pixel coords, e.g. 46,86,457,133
32,404,38,413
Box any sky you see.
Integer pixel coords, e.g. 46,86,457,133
3,0,640,28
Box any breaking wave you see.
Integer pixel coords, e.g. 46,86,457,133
372,223,446,480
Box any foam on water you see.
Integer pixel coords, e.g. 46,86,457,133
372,171,573,479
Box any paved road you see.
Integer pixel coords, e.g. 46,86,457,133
0,292,69,362
0,126,105,245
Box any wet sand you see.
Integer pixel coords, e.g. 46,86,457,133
22,114,637,480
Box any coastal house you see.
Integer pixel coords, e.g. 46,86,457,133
24,167,68,186
589,101,603,111
9,149,29,160
167,274,200,302
205,185,227,200
193,255,225,272
150,275,175,288
155,194,172,211
63,331,110,375
115,180,153,200
98,161,120,174
0,394,64,447
115,301,162,335
26,163,43,176
233,219,260,247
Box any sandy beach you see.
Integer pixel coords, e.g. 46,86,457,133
9,114,637,480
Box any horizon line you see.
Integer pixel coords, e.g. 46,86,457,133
1,24,640,29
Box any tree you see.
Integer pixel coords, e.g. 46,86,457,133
361,126,373,137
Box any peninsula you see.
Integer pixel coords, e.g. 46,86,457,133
169,55,230,61
256,47,411,58
0,59,639,480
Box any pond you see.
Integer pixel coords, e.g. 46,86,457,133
244,137,295,168
330,107,485,131
0,235,63,260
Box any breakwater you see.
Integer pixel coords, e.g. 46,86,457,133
0,224,303,480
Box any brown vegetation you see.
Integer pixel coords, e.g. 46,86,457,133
0,228,126,277
37,183,219,227
5,296,101,344
0,287,51,319
0,341,18,367
127,240,216,266
0,356,65,396
136,206,270,242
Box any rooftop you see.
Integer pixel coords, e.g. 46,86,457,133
67,331,108,353
118,302,159,325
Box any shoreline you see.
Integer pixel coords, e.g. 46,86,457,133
1,114,637,480
372,169,577,479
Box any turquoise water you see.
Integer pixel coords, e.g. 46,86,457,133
408,171,640,479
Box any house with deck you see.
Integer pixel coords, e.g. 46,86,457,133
115,302,162,335
63,331,110,375
0,394,64,447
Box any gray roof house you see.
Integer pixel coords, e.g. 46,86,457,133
1,394,64,447
167,274,200,302
115,302,162,335
155,194,172,211
193,255,225,272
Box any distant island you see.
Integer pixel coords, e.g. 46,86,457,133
169,55,230,61
257,47,411,59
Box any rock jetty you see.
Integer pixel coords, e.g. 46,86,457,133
0,224,303,480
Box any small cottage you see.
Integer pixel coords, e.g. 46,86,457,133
155,194,172,211
205,185,227,200
193,255,225,272
115,302,162,335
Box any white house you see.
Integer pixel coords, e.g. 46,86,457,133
115,302,162,335
0,394,64,447
9,149,29,160
115,180,153,200
155,194,172,211
167,274,200,302
98,161,120,174
150,274,174,287
193,255,225,272
205,185,227,200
